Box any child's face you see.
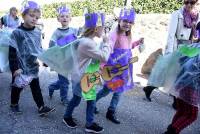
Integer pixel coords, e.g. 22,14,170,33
10,9,18,17
119,19,134,32
95,26,104,38
58,12,71,28
23,10,41,28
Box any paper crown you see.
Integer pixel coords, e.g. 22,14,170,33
84,12,105,28
57,6,70,15
119,8,136,23
21,1,40,14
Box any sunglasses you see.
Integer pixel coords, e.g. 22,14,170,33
184,1,197,5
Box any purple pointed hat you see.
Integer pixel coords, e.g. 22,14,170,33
119,8,136,23
57,6,70,15
21,1,40,14
84,12,105,28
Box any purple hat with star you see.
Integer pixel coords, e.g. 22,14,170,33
84,12,105,28
119,8,136,23
21,1,40,14
57,6,70,15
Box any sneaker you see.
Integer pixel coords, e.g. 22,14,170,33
10,105,22,114
85,123,104,133
63,117,77,128
38,106,55,116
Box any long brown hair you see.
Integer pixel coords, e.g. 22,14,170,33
82,27,96,37
116,22,132,44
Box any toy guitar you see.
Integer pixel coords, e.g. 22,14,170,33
81,56,138,92
101,56,138,81
81,71,101,93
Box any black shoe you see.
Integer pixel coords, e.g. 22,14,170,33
10,105,22,114
38,106,55,116
172,97,177,110
85,122,104,133
106,110,120,124
143,86,155,102
63,117,77,128
94,107,99,114
163,125,177,134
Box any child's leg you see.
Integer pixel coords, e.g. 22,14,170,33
105,92,122,124
85,100,103,133
86,100,96,127
64,94,81,118
58,74,69,102
29,78,44,108
172,98,184,124
108,92,122,112
48,74,61,97
96,85,110,102
11,86,23,105
171,98,198,133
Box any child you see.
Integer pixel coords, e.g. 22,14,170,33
63,12,111,133
9,1,55,116
48,6,78,105
164,44,200,134
0,7,20,29
95,8,144,124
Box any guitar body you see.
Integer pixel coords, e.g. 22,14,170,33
102,56,138,81
101,64,124,81
81,72,100,93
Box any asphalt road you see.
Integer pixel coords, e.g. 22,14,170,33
0,67,199,134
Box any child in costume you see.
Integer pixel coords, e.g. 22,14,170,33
95,7,144,124
9,1,55,116
63,11,111,133
164,43,200,134
48,6,78,105
0,7,20,29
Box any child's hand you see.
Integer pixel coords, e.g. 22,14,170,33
139,38,144,45
13,69,22,77
102,35,109,43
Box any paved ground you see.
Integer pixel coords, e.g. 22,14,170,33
0,67,200,134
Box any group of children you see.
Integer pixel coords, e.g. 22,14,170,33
0,0,199,134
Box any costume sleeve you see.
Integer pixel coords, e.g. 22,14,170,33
165,11,178,54
79,41,111,63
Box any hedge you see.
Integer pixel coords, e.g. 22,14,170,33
41,0,182,18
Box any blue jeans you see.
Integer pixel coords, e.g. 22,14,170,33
96,85,122,112
64,83,96,127
48,74,69,101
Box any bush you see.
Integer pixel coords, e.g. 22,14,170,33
42,0,182,18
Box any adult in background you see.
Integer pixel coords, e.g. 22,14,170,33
143,0,199,110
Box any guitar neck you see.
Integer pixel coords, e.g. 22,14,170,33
117,57,138,71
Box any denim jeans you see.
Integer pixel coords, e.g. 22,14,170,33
64,83,96,127
48,74,69,101
96,85,122,112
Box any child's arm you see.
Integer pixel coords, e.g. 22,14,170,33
9,31,21,76
132,38,144,48
8,46,20,76
79,38,111,63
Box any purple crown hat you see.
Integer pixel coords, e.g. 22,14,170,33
119,8,136,23
85,12,105,28
57,6,70,14
21,1,40,14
